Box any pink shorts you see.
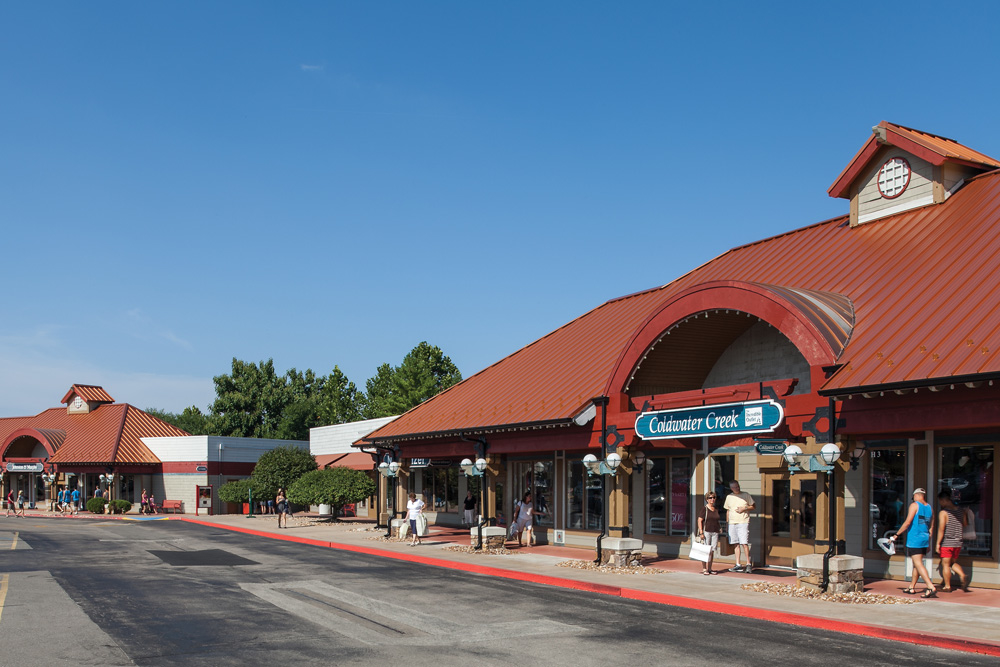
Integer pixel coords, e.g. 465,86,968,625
940,546,962,559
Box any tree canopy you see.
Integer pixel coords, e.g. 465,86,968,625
287,467,376,517
170,341,462,442
250,445,317,499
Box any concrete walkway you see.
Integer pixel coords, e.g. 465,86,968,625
8,509,1000,656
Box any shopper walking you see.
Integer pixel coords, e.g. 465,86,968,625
512,492,535,547
697,491,722,575
16,490,26,517
890,488,937,598
936,490,968,592
723,480,755,572
406,492,425,546
276,488,289,529
71,485,80,515
5,489,15,517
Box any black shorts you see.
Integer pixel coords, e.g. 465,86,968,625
906,546,930,557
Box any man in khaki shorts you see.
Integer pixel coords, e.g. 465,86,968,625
724,480,755,572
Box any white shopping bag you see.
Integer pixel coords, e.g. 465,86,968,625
877,537,895,555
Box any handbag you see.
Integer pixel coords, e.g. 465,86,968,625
416,514,429,536
689,538,713,563
963,508,977,541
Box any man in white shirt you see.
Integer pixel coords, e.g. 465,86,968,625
723,480,755,572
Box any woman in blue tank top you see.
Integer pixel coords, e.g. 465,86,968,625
890,488,937,598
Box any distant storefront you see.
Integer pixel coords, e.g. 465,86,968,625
1,384,306,514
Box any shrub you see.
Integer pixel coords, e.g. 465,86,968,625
86,497,107,514
109,499,132,514
219,479,256,504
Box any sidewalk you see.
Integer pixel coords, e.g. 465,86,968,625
9,509,1000,656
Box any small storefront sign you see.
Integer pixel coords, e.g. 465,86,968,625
5,462,44,473
635,399,784,440
755,440,788,455
410,458,431,468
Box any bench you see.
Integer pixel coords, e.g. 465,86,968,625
159,500,183,514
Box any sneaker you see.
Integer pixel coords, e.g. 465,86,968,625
743,564,753,573
728,565,743,572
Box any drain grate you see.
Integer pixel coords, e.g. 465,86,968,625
148,549,258,567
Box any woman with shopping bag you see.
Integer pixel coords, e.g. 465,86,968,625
694,492,722,574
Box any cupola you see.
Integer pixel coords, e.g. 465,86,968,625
828,121,1000,227
61,384,115,414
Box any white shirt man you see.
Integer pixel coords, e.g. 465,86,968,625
723,480,755,572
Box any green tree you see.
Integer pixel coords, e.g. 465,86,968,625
317,366,365,425
144,406,211,435
287,467,376,519
210,359,291,438
362,363,397,419
363,342,463,418
250,445,317,500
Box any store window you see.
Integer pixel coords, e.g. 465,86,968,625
567,461,603,531
419,467,459,512
646,455,692,536
511,459,554,528
939,445,994,557
710,454,736,526
868,443,907,549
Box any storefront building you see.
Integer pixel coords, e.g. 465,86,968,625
357,122,1000,587
1,384,307,514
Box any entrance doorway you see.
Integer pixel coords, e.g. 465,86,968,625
763,472,822,566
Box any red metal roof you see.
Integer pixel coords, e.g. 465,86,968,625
61,384,115,405
368,164,1000,443
1,400,188,466
316,452,374,471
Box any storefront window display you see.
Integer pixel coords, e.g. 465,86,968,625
868,443,907,549
420,468,459,512
939,445,994,557
567,461,603,531
646,456,692,536
710,454,736,527
511,459,554,528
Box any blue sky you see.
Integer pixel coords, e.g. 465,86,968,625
2,2,1000,415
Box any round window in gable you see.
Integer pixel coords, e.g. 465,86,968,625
877,157,911,199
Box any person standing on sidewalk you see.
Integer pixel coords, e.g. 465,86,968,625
406,492,425,546
890,488,937,598
697,492,722,575
463,491,477,527
723,481,754,572
936,489,968,592
276,488,288,529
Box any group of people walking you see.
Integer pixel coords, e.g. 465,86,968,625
5,489,26,517
890,487,973,598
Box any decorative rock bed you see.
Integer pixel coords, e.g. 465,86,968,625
556,560,667,575
741,582,921,604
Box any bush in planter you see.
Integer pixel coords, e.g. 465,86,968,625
109,499,132,514
288,467,376,520
86,497,107,514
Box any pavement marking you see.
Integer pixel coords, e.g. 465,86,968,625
0,573,8,624
10,532,17,550
241,579,582,646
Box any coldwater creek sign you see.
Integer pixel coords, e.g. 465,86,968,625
635,399,784,440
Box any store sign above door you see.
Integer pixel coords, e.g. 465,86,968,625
5,462,44,473
635,399,784,440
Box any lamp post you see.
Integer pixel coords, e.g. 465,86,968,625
461,457,489,549
41,472,57,512
378,459,400,539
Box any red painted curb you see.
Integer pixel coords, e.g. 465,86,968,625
176,519,1000,658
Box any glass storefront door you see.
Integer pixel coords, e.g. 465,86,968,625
763,472,821,566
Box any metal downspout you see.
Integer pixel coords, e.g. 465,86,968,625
593,396,609,565
821,397,837,593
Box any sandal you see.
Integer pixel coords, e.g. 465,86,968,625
902,588,918,594
940,587,953,593
922,589,937,598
